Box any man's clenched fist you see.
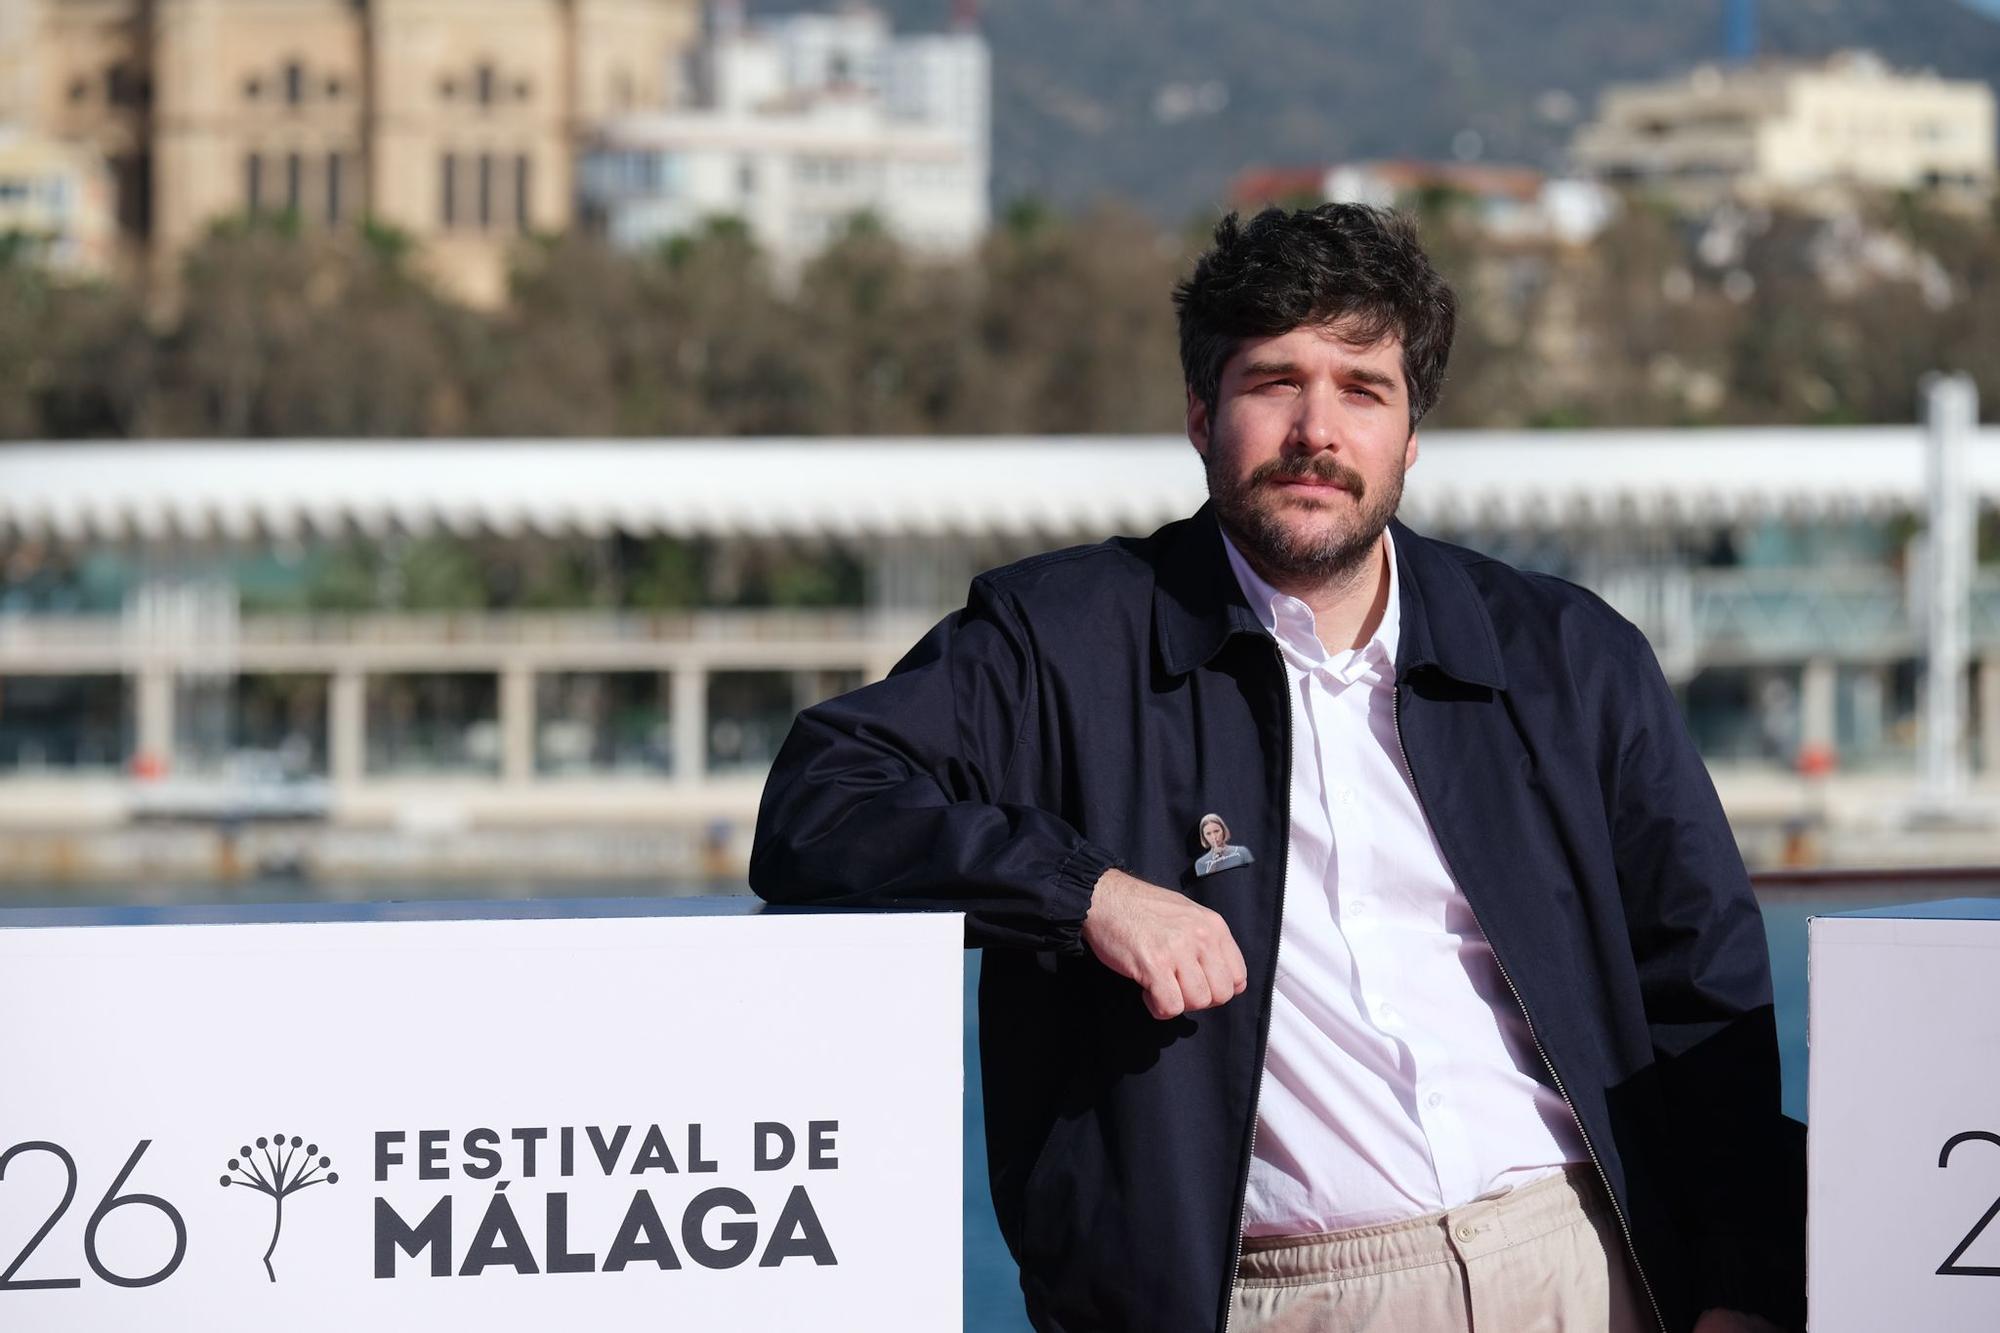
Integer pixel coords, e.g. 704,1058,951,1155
1082,868,1249,1020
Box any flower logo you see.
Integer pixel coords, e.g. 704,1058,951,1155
219,1132,338,1281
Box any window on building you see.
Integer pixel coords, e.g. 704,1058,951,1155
68,77,88,104
440,152,458,227
514,79,532,102
364,673,501,777
535,672,672,776
326,77,343,101
0,675,132,773
739,159,757,196
245,153,263,213
285,61,305,107
112,153,150,236
476,63,496,107
177,674,330,779
514,154,531,232
468,152,488,227
440,77,457,101
706,670,863,775
651,152,682,196
244,75,262,101
325,153,343,225
285,152,303,214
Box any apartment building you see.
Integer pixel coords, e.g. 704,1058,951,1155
579,3,988,270
1572,50,1997,212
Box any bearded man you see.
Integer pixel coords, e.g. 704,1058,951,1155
750,204,1804,1333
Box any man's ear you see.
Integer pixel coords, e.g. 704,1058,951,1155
1404,429,1420,472
1187,388,1211,459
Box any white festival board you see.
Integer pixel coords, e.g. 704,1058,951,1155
0,907,963,1331
1809,903,2000,1331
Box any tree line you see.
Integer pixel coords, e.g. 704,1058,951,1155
2,192,1997,442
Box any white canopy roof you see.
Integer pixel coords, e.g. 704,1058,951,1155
0,428,1992,543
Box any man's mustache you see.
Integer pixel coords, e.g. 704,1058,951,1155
1247,455,1367,498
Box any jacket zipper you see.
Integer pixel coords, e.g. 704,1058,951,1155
1389,681,1669,1333
1218,640,1292,1333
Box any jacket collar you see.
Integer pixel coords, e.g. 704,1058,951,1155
1151,505,1508,690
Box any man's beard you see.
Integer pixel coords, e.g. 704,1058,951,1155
1207,451,1405,586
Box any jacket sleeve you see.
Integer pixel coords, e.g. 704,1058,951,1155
748,574,1123,952
1607,621,1805,1330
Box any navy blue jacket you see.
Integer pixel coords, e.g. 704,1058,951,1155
750,508,1804,1333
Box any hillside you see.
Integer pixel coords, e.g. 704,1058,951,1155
759,0,2000,221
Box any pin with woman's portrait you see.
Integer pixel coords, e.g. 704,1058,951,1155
1193,812,1254,877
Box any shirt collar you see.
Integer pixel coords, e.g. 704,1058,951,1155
1146,506,1505,691
1219,526,1401,686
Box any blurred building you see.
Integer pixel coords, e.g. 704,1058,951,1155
0,0,703,303
578,2,989,270
1231,160,1615,245
0,0,34,126
1572,50,1998,213
0,126,117,275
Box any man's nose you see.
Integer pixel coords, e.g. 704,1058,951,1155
1288,382,1341,451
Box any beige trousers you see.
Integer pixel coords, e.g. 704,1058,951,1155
1229,1166,1651,1332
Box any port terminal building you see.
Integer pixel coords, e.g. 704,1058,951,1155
1,417,1996,881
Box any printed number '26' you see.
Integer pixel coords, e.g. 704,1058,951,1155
0,1140,186,1291
1938,1130,2000,1277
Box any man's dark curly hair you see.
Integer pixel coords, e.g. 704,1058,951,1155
1173,204,1458,430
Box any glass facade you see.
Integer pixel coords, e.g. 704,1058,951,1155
0,674,132,771
365,672,500,776
536,671,672,776
706,668,862,775
175,673,329,778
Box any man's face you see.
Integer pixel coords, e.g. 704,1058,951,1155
1187,321,1418,585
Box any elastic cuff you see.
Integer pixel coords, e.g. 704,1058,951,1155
1047,839,1123,955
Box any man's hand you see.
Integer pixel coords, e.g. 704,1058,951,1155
1081,869,1249,1020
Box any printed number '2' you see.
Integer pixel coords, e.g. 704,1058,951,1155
1938,1130,2000,1277
0,1142,82,1291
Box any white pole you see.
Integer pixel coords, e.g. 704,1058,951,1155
1921,373,1978,809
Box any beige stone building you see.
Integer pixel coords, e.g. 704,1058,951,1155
5,0,701,303
1572,51,1998,214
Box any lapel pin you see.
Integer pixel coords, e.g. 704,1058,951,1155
1193,812,1255,877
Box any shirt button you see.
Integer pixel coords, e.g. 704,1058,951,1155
1336,786,1356,806
1455,1223,1478,1243
1426,1091,1444,1109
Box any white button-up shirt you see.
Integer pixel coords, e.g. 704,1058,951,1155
1223,528,1588,1237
